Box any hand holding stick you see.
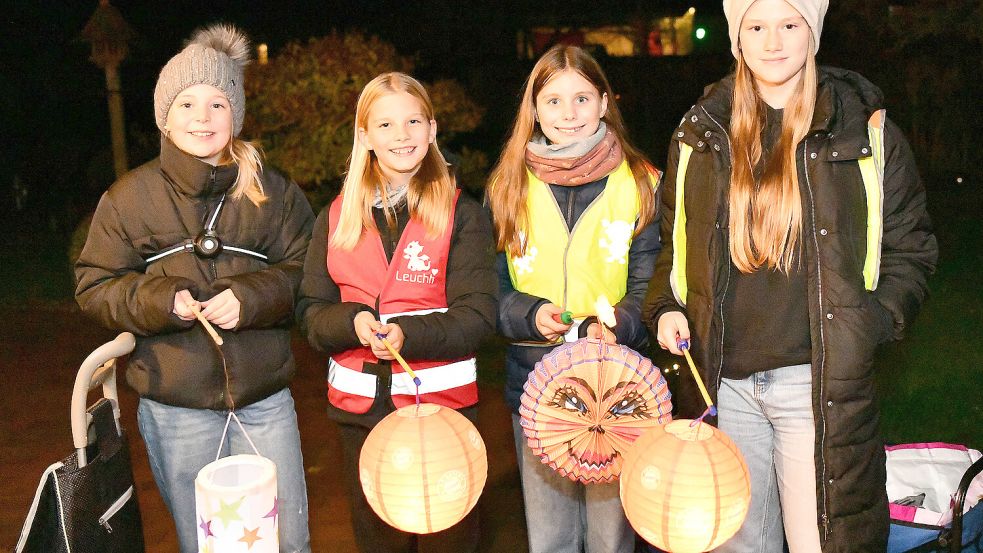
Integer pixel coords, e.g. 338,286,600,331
375,333,422,386
189,304,224,346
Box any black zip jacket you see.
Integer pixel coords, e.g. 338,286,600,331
643,67,937,551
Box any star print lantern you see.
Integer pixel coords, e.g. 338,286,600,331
195,454,279,552
519,338,673,484
619,420,751,553
359,403,487,534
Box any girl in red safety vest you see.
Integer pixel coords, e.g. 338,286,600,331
486,45,661,553
297,72,497,553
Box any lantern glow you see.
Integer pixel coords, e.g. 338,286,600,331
620,420,751,553
359,404,487,534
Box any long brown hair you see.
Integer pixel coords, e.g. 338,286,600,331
728,36,817,273
331,72,454,250
487,44,656,256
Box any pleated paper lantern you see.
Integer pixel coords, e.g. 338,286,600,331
620,420,750,553
195,454,279,553
359,403,487,534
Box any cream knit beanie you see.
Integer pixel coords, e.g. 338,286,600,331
723,0,829,59
154,24,251,136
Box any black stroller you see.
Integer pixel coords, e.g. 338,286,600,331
16,332,144,553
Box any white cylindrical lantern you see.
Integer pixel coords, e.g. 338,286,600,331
195,454,278,552
359,403,487,534
620,420,750,553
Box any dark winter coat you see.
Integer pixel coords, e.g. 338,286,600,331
296,191,498,427
643,67,937,551
499,176,661,413
76,137,314,410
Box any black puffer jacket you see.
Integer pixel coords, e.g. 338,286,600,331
76,138,314,410
643,67,937,551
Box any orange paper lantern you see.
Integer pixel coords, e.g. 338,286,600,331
359,403,487,534
620,420,751,553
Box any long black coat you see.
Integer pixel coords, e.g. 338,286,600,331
643,67,937,551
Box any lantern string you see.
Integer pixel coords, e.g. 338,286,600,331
214,410,263,462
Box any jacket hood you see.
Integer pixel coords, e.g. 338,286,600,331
159,135,239,198
676,66,885,158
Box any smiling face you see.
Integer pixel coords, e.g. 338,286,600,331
534,69,608,146
165,84,233,165
739,0,812,107
358,91,436,188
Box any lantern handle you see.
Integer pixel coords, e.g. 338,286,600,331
214,410,263,461
376,333,423,409
676,338,717,419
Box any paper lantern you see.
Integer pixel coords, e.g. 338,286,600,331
195,454,279,553
520,338,672,483
620,420,750,553
359,403,487,534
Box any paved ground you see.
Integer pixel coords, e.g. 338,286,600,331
0,303,528,552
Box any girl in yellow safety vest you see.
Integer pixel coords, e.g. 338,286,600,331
487,44,661,553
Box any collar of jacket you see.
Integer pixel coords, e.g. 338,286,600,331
159,135,240,198
674,66,885,162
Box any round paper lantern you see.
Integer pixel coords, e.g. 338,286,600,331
195,454,279,553
359,403,487,534
620,420,750,553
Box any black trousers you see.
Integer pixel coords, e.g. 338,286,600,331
332,362,480,553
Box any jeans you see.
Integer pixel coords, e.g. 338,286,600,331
713,364,821,553
137,388,311,553
512,414,635,553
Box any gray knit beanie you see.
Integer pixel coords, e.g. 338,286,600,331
723,0,829,59
154,24,251,136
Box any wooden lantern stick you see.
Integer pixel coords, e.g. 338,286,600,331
376,334,422,387
189,304,224,346
677,338,714,412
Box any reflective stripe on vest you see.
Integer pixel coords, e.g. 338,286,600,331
507,161,652,335
670,111,886,306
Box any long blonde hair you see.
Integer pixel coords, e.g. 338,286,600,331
226,138,266,206
331,72,454,250
728,36,817,273
487,44,656,256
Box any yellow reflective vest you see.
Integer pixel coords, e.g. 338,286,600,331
507,160,652,321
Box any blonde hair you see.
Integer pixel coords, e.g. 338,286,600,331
487,44,656,256
728,36,817,273
226,138,266,206
331,72,455,250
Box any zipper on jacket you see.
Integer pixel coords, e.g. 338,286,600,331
801,137,831,539
554,187,607,312
98,485,134,533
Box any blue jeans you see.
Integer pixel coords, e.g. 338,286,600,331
713,364,821,553
137,389,311,553
511,414,635,553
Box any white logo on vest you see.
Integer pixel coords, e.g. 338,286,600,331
397,241,438,284
513,232,538,275
599,219,633,264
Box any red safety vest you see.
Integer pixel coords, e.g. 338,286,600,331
325,191,478,414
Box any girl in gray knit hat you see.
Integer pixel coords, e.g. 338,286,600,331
76,24,313,553
644,0,936,551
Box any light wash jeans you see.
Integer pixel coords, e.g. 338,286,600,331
137,388,311,553
713,364,822,553
511,414,635,553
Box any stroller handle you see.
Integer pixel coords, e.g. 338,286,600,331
71,332,135,466
944,455,983,553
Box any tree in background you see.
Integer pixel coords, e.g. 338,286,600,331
244,32,486,209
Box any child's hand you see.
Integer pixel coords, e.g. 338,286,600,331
586,322,617,344
656,311,690,355
536,303,572,342
354,311,381,346
200,289,240,330
370,323,404,361
173,289,198,321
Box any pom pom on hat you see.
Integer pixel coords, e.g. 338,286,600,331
154,23,251,136
723,0,829,59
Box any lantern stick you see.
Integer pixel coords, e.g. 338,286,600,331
552,311,591,324
189,304,224,346
376,334,422,387
676,338,715,413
